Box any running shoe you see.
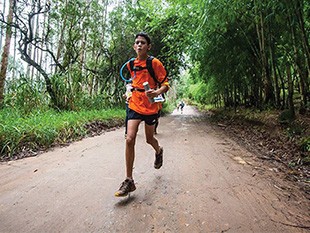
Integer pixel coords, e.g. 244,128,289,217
115,178,136,197
154,147,163,169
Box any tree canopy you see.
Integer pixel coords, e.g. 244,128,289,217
0,0,308,117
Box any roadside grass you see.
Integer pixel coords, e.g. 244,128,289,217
0,108,125,161
161,99,176,115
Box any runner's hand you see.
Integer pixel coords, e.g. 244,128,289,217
145,89,158,98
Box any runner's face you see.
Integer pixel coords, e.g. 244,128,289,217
133,36,150,58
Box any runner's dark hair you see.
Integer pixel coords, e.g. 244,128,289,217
135,32,151,45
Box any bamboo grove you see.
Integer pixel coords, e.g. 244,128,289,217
0,0,309,118
183,0,309,117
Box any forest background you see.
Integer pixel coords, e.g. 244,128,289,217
0,0,309,191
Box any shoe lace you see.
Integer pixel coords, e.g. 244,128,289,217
119,179,131,192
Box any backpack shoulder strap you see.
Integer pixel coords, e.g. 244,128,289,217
146,56,160,85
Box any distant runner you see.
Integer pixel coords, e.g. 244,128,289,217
178,100,185,114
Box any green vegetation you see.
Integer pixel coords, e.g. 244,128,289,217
0,99,175,160
0,108,125,160
0,0,308,161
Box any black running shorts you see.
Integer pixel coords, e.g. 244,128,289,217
127,108,158,125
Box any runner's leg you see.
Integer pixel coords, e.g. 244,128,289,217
125,119,141,178
145,123,161,154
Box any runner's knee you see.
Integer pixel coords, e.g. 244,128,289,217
126,135,136,146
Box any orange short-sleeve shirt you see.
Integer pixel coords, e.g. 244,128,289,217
127,57,169,115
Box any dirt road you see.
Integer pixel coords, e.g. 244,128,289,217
0,106,309,233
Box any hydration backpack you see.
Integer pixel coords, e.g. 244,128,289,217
128,56,167,87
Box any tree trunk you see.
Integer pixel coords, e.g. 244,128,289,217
56,14,67,63
38,0,48,78
19,49,57,108
270,40,280,107
286,64,295,118
287,1,308,109
0,0,7,50
79,32,87,73
31,1,41,80
26,1,35,78
292,30,308,108
0,0,13,108
254,0,274,106
12,22,17,80
294,0,309,107
294,0,310,75
277,65,286,109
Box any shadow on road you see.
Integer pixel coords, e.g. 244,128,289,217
114,195,136,207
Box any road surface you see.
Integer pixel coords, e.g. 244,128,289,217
0,106,309,233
